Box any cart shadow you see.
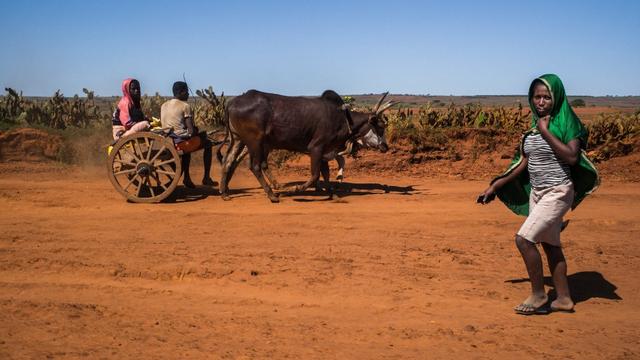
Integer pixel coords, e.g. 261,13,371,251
278,181,416,202
505,271,622,304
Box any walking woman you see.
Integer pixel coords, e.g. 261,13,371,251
478,74,599,315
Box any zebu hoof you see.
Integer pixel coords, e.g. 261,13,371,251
269,194,280,203
336,175,343,183
221,194,232,201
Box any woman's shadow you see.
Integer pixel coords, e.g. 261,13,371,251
506,271,622,304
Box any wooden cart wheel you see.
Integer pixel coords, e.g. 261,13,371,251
107,132,182,203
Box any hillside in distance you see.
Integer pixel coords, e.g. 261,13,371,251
351,94,640,108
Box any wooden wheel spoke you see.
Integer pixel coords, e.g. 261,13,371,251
121,145,141,163
133,140,145,160
136,176,145,197
156,169,177,177
158,164,177,182
150,143,167,163
114,168,137,177
158,163,175,171
146,177,156,197
112,159,137,167
156,158,177,167
145,138,153,161
133,138,147,161
123,174,140,191
151,172,168,191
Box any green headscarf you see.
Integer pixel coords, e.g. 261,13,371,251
491,74,600,216
529,74,588,145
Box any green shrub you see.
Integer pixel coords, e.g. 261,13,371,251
587,112,640,161
570,98,586,107
195,86,226,129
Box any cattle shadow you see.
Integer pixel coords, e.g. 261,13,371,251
162,184,256,203
505,271,622,304
278,180,416,201
162,185,217,203
160,181,416,203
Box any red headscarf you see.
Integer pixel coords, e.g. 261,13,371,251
117,78,135,127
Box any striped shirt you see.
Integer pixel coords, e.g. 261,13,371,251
524,132,571,189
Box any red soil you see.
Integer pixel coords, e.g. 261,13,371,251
0,148,639,358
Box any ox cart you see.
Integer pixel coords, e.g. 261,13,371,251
107,126,222,203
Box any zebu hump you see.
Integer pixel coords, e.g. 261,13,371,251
320,90,344,105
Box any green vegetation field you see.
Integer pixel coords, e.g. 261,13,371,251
1,88,639,169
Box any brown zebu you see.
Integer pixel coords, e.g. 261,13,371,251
219,90,395,202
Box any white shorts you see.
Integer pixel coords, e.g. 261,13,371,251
517,181,574,247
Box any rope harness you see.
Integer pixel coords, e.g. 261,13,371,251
338,108,356,156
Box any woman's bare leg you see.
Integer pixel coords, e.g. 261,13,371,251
542,242,574,311
514,235,548,313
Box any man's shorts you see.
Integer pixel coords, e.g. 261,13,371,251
171,131,211,154
517,181,574,247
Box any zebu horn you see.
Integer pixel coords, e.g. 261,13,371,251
376,100,398,116
338,140,353,156
373,92,389,113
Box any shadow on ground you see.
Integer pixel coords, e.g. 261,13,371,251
160,180,417,203
505,271,622,304
163,184,258,203
277,181,416,202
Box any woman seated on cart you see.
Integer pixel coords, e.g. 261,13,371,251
112,78,150,140
160,81,214,188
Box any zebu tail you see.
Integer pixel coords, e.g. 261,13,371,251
216,107,232,165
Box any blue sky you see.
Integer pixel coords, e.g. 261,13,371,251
1,0,639,96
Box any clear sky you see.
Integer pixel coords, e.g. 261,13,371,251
1,0,639,97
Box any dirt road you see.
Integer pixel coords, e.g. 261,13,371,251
0,162,638,359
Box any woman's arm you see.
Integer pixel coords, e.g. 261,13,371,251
537,115,581,165
478,156,528,204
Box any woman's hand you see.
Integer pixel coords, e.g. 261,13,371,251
537,115,551,130
537,115,581,165
478,155,529,205
477,185,497,204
